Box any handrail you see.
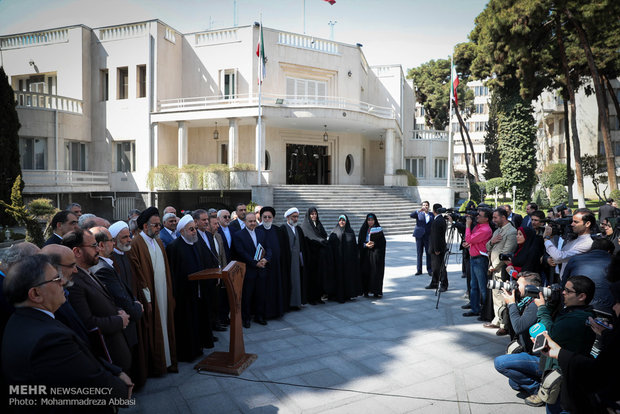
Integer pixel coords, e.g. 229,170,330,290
14,91,83,114
411,129,449,141
22,170,109,187
1,28,69,48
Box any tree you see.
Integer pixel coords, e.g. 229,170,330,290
581,154,609,201
483,92,501,179
0,66,23,226
0,176,44,247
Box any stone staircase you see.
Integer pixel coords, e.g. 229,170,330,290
272,185,421,236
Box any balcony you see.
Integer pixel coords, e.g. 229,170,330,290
157,93,396,119
411,129,448,141
0,28,68,49
22,170,110,194
15,91,83,114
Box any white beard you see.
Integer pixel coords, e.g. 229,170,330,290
287,220,297,227
262,222,272,230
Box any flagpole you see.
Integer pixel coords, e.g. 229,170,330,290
257,15,263,186
303,0,306,34
447,55,454,190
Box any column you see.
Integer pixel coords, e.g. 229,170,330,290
177,121,187,168
384,128,395,175
151,122,159,168
255,117,266,184
228,118,239,169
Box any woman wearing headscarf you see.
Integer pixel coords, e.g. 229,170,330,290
504,226,544,277
327,215,361,303
601,217,620,254
300,207,329,304
358,213,386,298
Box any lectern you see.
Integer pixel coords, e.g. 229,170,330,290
188,261,257,375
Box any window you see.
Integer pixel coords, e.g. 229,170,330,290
19,137,46,170
118,67,128,99
223,70,237,99
116,142,136,172
220,143,228,165
345,154,354,175
474,85,489,96
101,70,109,101
137,65,146,98
65,141,87,171
434,158,447,179
265,151,271,170
469,121,487,132
474,103,487,114
286,77,327,104
405,157,425,178
559,143,566,159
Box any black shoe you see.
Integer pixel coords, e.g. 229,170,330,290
461,274,467,278
373,293,383,298
462,311,480,317
477,316,491,322
438,286,448,292
363,293,370,298
243,320,251,328
428,271,432,276
414,271,423,276
461,304,471,309
317,299,325,304
254,317,267,326
425,284,438,289
290,306,302,311
213,324,227,332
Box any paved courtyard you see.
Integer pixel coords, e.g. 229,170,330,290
126,234,543,414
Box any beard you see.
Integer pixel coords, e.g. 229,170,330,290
287,220,297,227
262,221,272,230
184,233,199,244
116,241,131,252
146,229,160,239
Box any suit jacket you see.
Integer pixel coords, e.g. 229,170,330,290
197,230,221,269
43,233,63,246
521,214,532,228
232,228,271,279
217,226,233,262
598,203,617,222
213,231,228,268
159,227,177,248
2,307,128,412
90,258,142,348
429,214,447,253
410,210,434,238
67,267,132,371
486,223,518,270
508,213,523,228
228,219,244,234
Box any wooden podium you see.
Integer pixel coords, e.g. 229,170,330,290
189,261,257,375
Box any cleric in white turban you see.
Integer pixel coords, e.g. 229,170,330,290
284,207,299,218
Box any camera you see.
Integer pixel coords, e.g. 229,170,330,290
499,253,513,261
487,280,517,292
443,208,478,224
541,216,574,239
523,284,563,303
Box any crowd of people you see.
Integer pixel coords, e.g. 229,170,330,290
409,199,619,412
0,202,387,411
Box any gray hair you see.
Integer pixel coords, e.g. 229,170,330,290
192,209,208,221
4,254,51,306
217,209,230,218
78,213,97,229
0,242,42,272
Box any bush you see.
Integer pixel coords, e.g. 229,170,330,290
28,198,57,217
609,189,620,201
540,163,573,189
395,169,418,186
232,163,257,171
485,177,506,194
549,184,568,206
147,165,179,190
205,163,230,173
180,164,207,188
532,189,551,209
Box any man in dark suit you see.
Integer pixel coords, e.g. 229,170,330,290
598,198,618,222
63,228,132,372
228,203,247,233
232,212,271,328
410,201,434,276
44,210,79,246
2,255,132,410
521,202,537,228
90,227,143,363
427,203,448,292
504,204,523,228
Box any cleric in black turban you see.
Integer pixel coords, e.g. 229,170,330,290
137,206,160,229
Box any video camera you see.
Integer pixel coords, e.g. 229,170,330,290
439,207,478,224
523,283,563,304
541,216,574,239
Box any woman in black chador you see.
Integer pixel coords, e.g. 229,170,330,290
300,207,330,304
358,213,386,298
328,215,361,303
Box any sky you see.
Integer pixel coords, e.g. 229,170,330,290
0,0,489,71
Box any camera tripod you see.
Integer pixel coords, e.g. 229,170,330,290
435,221,462,309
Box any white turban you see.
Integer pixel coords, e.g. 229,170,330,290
284,207,299,218
176,214,194,232
109,221,129,239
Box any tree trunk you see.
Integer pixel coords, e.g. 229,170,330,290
564,7,617,191
563,98,573,205
557,17,586,208
454,106,480,181
458,126,472,199
603,74,620,132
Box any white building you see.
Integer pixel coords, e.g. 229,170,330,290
1,19,457,217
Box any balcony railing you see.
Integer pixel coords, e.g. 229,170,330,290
411,129,449,141
22,170,109,192
14,91,83,114
157,93,395,119
1,28,69,49
278,32,339,55
98,23,147,41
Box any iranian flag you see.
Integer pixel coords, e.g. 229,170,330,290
324,0,336,4
256,23,266,84
451,63,459,106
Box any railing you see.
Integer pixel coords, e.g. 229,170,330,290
416,177,467,188
195,28,239,46
278,32,340,55
98,23,147,41
22,170,109,189
411,129,449,141
14,91,83,114
164,26,176,44
157,93,395,119
1,28,68,49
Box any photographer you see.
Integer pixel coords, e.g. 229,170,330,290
484,208,518,335
543,208,595,281
493,273,542,398
410,201,434,276
425,203,448,292
530,210,546,237
461,209,493,317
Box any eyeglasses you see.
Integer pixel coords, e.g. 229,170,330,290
600,222,610,228
222,215,230,219
33,274,64,287
563,287,576,294
80,243,99,249
148,222,162,228
58,262,77,268
186,226,196,232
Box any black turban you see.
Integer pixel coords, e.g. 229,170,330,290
137,206,159,229
259,206,276,218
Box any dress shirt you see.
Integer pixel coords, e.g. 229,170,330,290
247,228,257,247
465,223,493,257
34,307,55,319
287,222,297,237
140,231,158,249
221,226,232,247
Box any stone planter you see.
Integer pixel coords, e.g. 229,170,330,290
203,172,229,190
179,172,201,190
230,171,258,189
151,172,179,190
